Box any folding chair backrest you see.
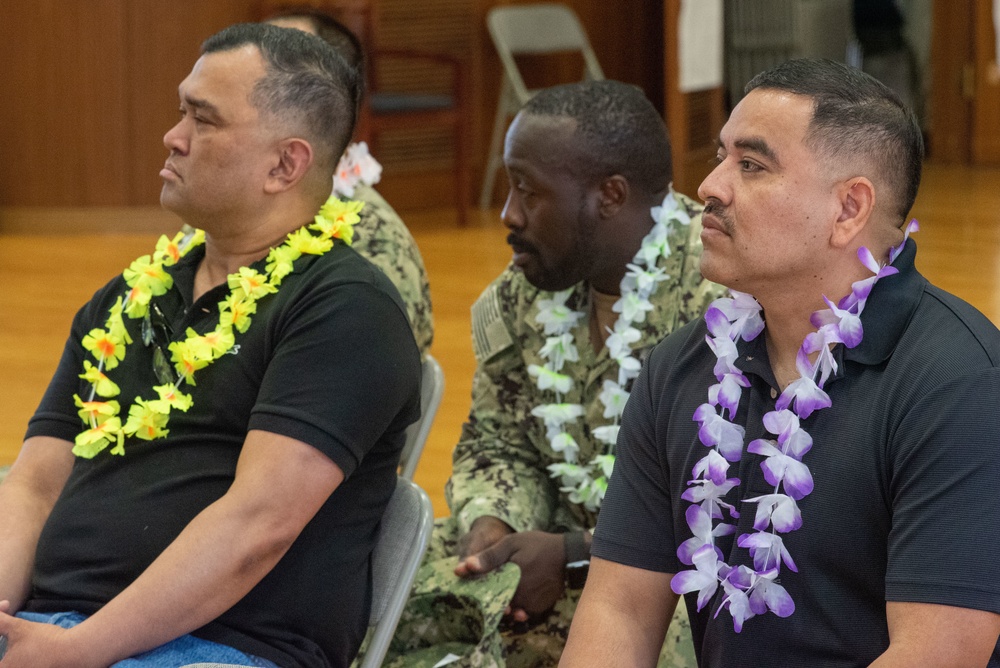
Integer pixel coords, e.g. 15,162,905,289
399,354,445,480
486,3,604,104
181,479,434,668
361,477,434,668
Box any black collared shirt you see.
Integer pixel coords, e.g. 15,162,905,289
594,240,1000,666
26,241,421,668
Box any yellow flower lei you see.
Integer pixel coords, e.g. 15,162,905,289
73,196,364,459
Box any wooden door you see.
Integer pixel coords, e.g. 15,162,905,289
972,0,1000,163
929,0,1000,165
663,0,726,197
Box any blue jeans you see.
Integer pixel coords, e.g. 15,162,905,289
0,611,278,667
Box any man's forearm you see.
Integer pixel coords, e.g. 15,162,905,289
868,601,1000,668
0,490,52,609
561,557,677,667
62,490,300,665
0,437,75,609
52,429,343,667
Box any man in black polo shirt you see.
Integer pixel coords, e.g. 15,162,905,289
563,59,1000,666
0,23,419,668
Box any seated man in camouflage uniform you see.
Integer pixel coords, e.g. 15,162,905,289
267,9,433,356
393,80,722,667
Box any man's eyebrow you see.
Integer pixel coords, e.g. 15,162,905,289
181,94,220,116
733,137,779,164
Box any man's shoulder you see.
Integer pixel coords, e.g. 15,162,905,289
918,284,1000,366
471,264,540,363
351,185,419,252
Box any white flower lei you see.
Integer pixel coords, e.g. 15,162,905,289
533,191,691,511
332,141,382,197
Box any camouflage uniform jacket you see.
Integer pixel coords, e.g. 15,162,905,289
351,184,434,356
447,193,722,535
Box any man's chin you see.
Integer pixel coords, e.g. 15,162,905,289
159,187,185,216
520,268,577,292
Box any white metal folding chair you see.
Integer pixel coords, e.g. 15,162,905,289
182,478,434,668
399,354,445,480
358,476,434,667
478,3,604,208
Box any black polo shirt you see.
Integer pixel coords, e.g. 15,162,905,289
594,240,1000,666
25,240,421,668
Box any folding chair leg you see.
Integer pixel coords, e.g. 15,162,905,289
479,81,515,209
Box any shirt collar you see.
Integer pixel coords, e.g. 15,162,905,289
736,238,925,385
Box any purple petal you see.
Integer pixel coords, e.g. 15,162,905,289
748,588,768,615
762,410,798,441
877,265,900,279
848,275,878,306
693,449,730,485
750,579,795,618
677,536,705,565
744,494,801,532
717,373,748,416
857,246,880,274
810,307,839,329
716,421,747,462
782,427,813,459
763,581,795,617
705,306,732,338
836,313,863,348
747,438,779,458
685,503,712,539
778,458,814,500
693,403,716,425
750,500,774,532
779,377,831,420
739,311,765,341
713,522,738,537
670,568,715,597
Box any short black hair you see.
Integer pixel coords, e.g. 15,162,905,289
745,58,923,222
521,80,672,195
202,23,360,174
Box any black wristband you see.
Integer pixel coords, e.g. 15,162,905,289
564,530,590,565
564,531,591,589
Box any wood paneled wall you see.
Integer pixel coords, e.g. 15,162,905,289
0,1,259,208
0,0,665,212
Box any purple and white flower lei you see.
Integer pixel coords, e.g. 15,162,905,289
671,220,919,631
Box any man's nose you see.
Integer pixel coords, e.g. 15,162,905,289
500,190,524,231
697,160,728,205
163,120,188,155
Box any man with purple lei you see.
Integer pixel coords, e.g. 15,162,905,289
563,59,1000,666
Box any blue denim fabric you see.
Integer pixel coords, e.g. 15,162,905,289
0,611,279,667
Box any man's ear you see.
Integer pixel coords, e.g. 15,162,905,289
831,176,875,248
597,174,628,218
264,138,314,194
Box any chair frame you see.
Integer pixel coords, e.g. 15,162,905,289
399,354,445,480
359,476,434,668
478,3,604,208
180,479,434,668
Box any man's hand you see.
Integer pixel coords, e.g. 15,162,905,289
456,516,514,561
0,601,88,668
457,530,566,622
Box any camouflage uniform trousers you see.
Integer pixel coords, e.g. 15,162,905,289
387,516,698,668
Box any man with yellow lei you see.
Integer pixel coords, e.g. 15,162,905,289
0,23,419,668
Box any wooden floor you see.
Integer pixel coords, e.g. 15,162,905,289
2,161,999,516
